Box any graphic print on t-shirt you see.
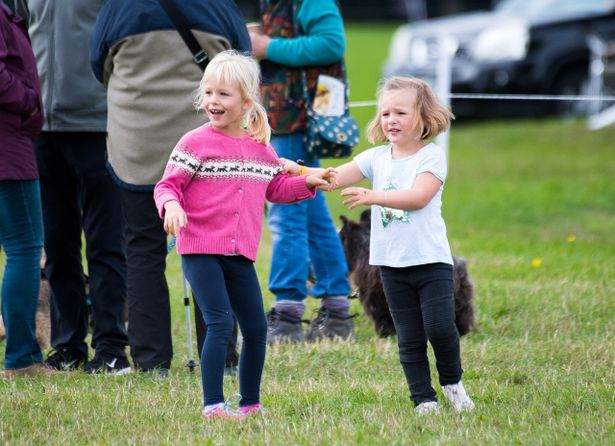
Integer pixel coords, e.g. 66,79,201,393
380,180,410,227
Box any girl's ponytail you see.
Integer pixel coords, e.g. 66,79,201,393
246,101,271,145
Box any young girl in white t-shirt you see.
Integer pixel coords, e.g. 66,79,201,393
283,76,474,414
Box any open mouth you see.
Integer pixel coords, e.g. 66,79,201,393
209,109,224,116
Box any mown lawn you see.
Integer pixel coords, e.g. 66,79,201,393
1,23,614,445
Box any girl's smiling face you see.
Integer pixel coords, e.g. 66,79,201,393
379,88,422,149
202,78,250,137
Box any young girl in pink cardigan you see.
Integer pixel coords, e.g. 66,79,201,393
154,50,333,420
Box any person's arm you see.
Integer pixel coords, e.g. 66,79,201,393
0,18,38,114
266,167,339,204
89,0,114,85
253,0,345,66
279,158,364,191
340,172,442,211
153,143,200,235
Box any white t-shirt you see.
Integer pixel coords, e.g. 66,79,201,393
353,143,453,267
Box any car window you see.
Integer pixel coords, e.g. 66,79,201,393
495,0,615,16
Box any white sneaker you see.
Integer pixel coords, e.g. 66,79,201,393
414,401,441,415
442,381,475,412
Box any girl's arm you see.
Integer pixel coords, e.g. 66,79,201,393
279,158,364,190
341,172,442,211
265,168,335,203
153,146,198,236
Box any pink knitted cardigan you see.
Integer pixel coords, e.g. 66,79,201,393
154,125,315,261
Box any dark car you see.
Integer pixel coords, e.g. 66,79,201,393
383,0,615,119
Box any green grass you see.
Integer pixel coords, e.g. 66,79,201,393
2,23,615,445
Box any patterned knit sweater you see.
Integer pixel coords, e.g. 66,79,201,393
154,124,315,261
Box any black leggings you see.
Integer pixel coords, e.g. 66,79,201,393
379,263,462,406
182,254,267,407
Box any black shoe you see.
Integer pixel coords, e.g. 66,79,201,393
83,352,131,375
139,367,169,378
266,308,305,344
44,348,87,371
306,307,355,341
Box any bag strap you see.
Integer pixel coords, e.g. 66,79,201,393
158,0,209,71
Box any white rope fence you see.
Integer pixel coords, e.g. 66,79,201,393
349,93,615,109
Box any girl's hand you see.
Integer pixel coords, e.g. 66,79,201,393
163,200,188,236
279,158,302,175
306,167,337,189
340,187,372,209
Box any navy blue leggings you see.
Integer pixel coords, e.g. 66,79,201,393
379,263,462,406
182,254,267,407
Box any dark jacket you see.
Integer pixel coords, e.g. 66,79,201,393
90,0,251,188
27,0,107,132
0,3,43,180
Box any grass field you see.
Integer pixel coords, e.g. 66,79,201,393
1,23,614,445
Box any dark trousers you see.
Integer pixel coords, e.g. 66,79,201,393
379,263,462,406
35,132,128,357
182,254,267,407
194,297,239,368
119,188,172,370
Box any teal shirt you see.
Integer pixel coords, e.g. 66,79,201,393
265,0,345,67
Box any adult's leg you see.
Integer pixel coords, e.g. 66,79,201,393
267,133,310,305
379,265,437,406
415,263,462,386
35,133,88,355
303,154,352,340
224,256,267,406
306,187,350,299
0,180,44,369
65,132,128,358
120,188,172,370
182,255,235,406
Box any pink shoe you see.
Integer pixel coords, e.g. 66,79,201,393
239,403,269,416
201,404,246,420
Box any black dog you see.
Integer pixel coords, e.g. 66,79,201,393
339,210,475,338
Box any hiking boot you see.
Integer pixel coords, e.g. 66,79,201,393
83,352,131,375
266,308,304,344
2,362,56,379
306,307,355,341
442,381,475,412
415,401,441,415
44,348,87,371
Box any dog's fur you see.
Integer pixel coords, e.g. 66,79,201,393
340,210,476,337
0,264,51,351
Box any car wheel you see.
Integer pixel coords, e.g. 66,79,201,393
550,66,589,117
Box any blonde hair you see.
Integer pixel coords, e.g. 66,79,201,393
194,50,271,145
366,76,454,144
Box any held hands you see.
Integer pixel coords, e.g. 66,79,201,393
340,187,373,209
279,158,339,190
163,200,188,236
306,167,338,189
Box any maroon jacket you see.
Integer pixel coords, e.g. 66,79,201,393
0,4,43,181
